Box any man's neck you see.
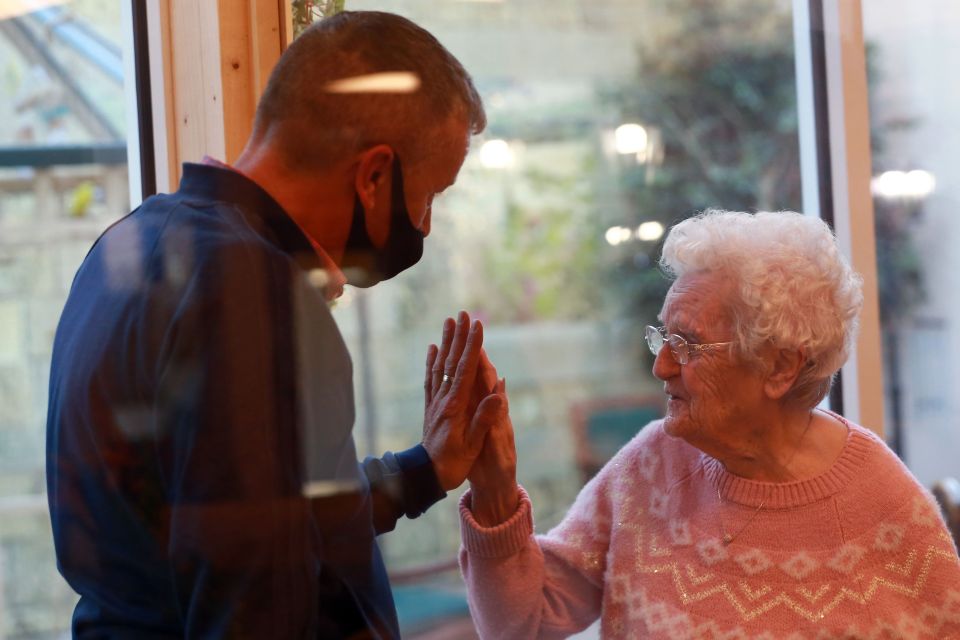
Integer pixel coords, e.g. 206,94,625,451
234,144,354,265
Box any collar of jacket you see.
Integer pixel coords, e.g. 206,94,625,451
178,162,323,273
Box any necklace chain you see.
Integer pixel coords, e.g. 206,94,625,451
715,411,814,546
717,490,764,545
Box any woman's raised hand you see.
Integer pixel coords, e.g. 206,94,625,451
467,375,519,527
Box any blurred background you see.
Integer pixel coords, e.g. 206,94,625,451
0,0,957,637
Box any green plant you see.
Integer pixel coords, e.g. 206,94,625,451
291,0,345,38
602,0,802,328
468,160,605,323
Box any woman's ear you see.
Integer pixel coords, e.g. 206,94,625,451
764,347,805,400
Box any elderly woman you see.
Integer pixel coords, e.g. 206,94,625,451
456,210,960,639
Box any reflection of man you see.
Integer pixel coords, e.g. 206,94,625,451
47,12,500,639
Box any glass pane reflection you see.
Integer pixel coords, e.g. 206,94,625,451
0,1,132,636
337,2,800,634
864,2,960,486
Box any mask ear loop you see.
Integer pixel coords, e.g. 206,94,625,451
390,154,405,215
342,152,424,288
345,150,401,257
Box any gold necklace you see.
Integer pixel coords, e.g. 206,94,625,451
715,411,814,546
717,489,764,545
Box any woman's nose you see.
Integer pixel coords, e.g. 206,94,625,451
652,345,679,380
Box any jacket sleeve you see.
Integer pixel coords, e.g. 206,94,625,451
459,479,610,639
362,444,447,535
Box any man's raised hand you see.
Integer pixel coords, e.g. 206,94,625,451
422,311,502,491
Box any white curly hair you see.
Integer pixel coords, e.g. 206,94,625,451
659,209,864,409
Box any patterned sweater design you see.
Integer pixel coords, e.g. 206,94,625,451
460,417,960,639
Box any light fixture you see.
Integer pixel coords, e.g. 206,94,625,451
636,221,664,241
871,169,936,199
614,123,648,155
479,139,514,169
605,226,633,246
904,169,936,198
325,71,420,94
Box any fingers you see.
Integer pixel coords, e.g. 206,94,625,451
466,349,498,417
424,343,438,407
449,319,483,402
470,387,517,481
467,391,506,452
477,350,498,395
489,378,513,449
432,316,456,397
437,311,473,400
443,311,471,379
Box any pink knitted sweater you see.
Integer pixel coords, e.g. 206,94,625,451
460,416,960,639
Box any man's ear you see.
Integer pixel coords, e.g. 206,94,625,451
764,347,806,400
354,145,394,212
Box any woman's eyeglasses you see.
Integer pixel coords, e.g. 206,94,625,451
645,325,732,365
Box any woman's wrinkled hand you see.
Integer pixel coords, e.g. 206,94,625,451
468,377,519,527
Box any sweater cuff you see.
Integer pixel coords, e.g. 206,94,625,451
459,485,533,558
394,444,446,519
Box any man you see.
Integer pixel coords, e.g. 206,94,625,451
47,11,500,639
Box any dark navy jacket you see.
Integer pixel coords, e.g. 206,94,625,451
46,163,444,639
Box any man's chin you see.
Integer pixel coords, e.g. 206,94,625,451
342,261,420,289
343,265,396,289
343,268,381,289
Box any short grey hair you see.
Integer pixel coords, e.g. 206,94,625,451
660,209,864,408
253,11,486,170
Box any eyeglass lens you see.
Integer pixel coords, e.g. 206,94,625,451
645,326,688,364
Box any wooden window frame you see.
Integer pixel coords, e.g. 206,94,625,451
796,0,885,434
144,0,286,193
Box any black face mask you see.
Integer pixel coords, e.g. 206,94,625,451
341,158,425,288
